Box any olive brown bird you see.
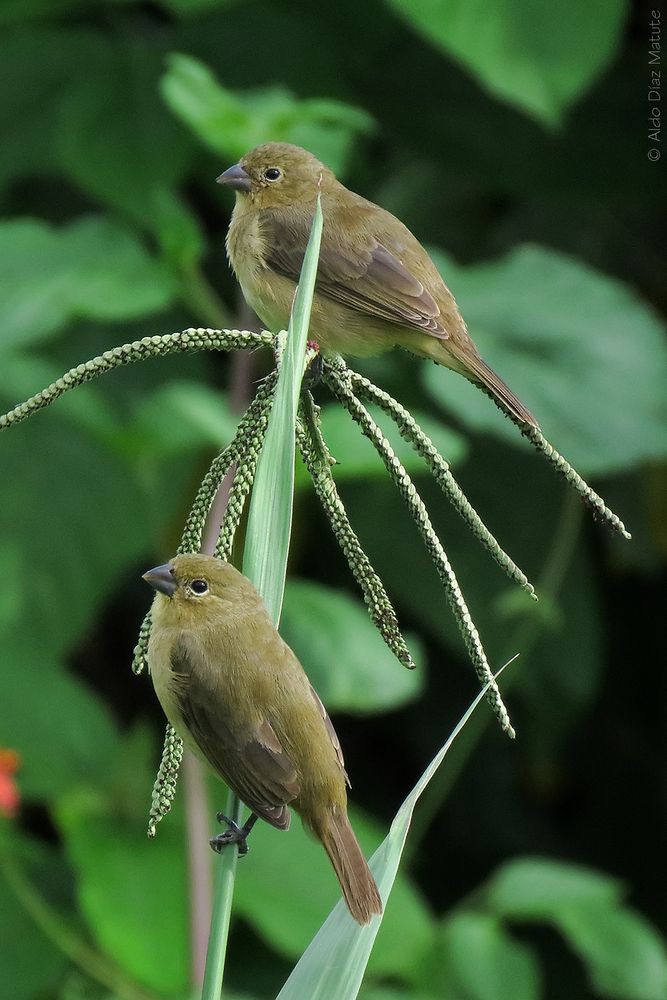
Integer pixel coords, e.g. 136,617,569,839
143,553,382,925
218,141,537,428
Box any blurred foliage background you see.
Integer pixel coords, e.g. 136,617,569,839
1,0,666,998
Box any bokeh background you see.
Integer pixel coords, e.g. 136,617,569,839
1,1,666,998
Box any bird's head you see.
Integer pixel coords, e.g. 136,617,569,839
216,142,334,208
142,553,260,614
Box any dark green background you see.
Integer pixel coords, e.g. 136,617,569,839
1,1,666,998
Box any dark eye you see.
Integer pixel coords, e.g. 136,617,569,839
264,167,282,181
189,578,209,595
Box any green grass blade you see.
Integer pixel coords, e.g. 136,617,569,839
242,194,324,622
276,660,515,1000
201,197,323,1000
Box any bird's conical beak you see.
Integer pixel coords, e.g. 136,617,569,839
216,162,252,193
142,563,177,597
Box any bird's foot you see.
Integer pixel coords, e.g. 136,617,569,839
304,349,323,385
209,812,257,857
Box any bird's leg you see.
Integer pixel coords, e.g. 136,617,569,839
210,812,258,857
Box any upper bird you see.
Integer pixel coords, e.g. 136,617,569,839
218,141,537,428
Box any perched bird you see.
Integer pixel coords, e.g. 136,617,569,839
218,141,537,428
143,553,382,925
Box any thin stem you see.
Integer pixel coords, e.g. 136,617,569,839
0,847,159,1000
200,792,243,1000
183,750,213,988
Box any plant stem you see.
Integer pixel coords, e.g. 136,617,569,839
200,792,243,1000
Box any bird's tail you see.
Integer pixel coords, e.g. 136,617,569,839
316,810,382,925
427,338,538,429
464,353,538,428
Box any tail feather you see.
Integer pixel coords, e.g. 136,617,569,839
426,336,538,428
460,353,538,428
317,810,382,925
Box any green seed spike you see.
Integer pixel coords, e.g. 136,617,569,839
325,365,514,738
0,328,273,431
177,372,279,556
522,424,631,539
341,363,537,600
147,724,184,837
216,378,279,561
297,397,416,671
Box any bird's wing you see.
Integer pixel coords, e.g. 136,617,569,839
309,684,350,788
262,207,448,338
170,638,299,829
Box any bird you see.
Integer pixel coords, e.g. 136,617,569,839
143,553,382,925
217,141,537,428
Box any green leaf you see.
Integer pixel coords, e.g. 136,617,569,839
485,856,622,919
124,381,236,459
231,802,434,981
556,904,667,1000
485,858,667,999
276,680,498,999
55,731,189,996
0,834,68,1000
385,0,627,126
161,53,373,173
3,653,119,801
55,40,194,224
281,579,424,713
295,404,466,485
423,246,667,475
0,216,176,349
431,911,541,1000
243,195,323,621
0,27,104,191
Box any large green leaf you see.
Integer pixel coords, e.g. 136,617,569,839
161,53,374,174
423,246,667,475
55,40,194,224
0,832,69,1000
557,904,667,1000
281,579,423,713
276,683,496,999
385,0,627,126
485,856,622,918
428,911,541,1000
486,858,667,1000
0,27,104,190
56,744,189,996
0,216,176,350
2,652,119,801
231,802,434,981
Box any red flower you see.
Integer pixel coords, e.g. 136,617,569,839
0,750,21,818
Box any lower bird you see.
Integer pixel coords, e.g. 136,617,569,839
217,141,537,429
143,553,382,925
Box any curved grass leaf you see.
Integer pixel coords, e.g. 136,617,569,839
276,666,511,1000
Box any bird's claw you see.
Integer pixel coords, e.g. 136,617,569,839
210,813,250,856
304,350,324,385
